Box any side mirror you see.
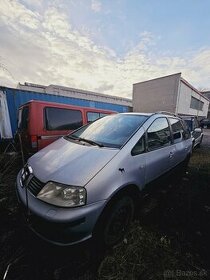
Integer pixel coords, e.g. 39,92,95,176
194,127,201,133
173,131,181,140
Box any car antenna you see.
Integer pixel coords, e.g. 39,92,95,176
18,133,30,221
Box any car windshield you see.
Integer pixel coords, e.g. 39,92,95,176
67,114,148,148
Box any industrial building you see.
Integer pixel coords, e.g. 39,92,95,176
133,73,210,118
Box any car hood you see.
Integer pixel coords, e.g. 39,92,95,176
28,137,119,186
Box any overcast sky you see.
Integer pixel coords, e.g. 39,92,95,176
0,0,210,98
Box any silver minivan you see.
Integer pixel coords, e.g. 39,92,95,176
16,112,192,246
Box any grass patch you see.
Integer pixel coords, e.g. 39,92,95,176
98,222,205,280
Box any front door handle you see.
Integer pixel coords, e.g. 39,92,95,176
169,151,174,158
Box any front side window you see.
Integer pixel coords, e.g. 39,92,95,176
69,114,148,148
147,118,171,151
45,107,83,131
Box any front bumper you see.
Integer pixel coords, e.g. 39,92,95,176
16,171,106,246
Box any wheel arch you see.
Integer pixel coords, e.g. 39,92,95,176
93,184,141,230
93,184,140,246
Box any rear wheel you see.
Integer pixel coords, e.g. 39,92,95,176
95,196,135,247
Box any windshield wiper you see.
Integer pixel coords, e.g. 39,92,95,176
67,135,79,140
66,135,103,147
78,137,104,147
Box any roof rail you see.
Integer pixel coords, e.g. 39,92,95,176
155,111,177,117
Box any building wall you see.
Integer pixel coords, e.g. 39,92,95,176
133,73,180,113
177,81,209,117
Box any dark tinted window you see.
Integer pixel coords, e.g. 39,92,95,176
45,107,83,131
147,118,171,151
18,106,29,130
87,112,100,123
169,118,184,143
131,135,145,156
87,112,110,123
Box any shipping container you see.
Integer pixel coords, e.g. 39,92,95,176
0,85,132,139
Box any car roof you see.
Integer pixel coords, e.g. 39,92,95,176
120,112,180,119
120,112,153,116
181,115,197,119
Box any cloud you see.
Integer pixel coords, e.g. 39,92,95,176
0,0,210,98
91,0,102,12
0,0,40,30
95,82,114,92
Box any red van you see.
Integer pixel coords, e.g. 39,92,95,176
17,100,116,153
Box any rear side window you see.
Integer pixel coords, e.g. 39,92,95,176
169,118,184,143
18,106,29,130
45,107,83,131
147,118,171,151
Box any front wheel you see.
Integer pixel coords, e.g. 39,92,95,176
95,196,135,247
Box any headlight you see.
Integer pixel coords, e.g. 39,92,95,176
37,182,86,207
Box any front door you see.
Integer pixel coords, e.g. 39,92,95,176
145,117,173,184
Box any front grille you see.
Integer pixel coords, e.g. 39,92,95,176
27,176,44,196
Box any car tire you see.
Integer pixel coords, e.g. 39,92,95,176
94,195,135,247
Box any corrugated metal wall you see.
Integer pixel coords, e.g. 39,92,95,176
3,87,131,136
